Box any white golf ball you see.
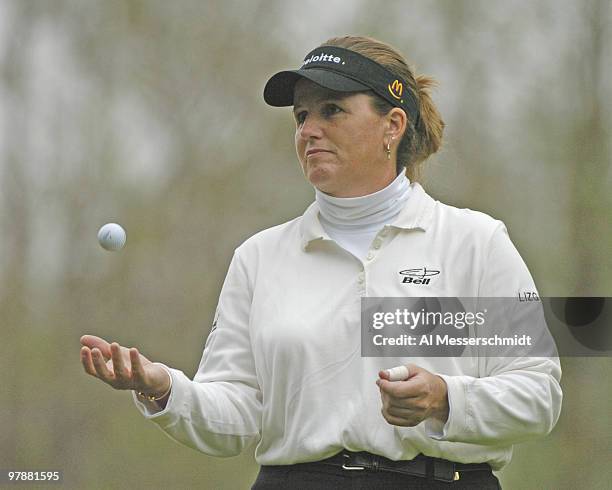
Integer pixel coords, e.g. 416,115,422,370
386,365,410,381
97,223,127,251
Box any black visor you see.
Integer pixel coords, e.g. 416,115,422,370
263,46,420,125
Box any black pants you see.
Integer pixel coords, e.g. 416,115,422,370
251,462,502,490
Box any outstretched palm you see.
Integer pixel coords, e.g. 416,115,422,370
80,335,169,396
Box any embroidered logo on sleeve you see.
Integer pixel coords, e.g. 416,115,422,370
210,309,220,332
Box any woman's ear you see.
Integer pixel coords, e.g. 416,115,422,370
387,107,408,141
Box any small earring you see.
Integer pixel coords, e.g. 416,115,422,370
386,141,391,160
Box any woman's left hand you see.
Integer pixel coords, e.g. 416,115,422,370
376,364,449,427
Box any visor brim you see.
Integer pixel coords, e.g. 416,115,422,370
263,68,370,107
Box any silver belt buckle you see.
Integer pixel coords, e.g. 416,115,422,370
341,453,365,471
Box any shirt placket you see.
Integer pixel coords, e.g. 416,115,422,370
359,225,391,296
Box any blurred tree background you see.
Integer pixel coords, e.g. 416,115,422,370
0,0,610,488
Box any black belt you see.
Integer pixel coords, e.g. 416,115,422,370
296,451,492,483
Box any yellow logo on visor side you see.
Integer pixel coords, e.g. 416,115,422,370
388,79,403,100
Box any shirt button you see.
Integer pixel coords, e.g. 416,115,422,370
358,272,365,284
373,239,382,249
366,251,374,260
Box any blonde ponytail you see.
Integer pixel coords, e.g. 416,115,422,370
409,75,445,180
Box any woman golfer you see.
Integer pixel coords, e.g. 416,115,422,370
80,36,562,489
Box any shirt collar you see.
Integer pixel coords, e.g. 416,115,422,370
299,182,435,250
391,182,436,230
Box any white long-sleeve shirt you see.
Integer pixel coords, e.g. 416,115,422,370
133,182,562,470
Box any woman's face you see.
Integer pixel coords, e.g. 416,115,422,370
293,78,397,198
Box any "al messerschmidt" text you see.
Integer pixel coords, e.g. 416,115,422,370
372,334,533,346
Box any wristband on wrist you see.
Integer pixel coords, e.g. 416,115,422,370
136,363,172,402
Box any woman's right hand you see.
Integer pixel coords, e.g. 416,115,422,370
80,335,171,399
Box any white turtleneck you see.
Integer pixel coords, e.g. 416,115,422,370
315,170,411,260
